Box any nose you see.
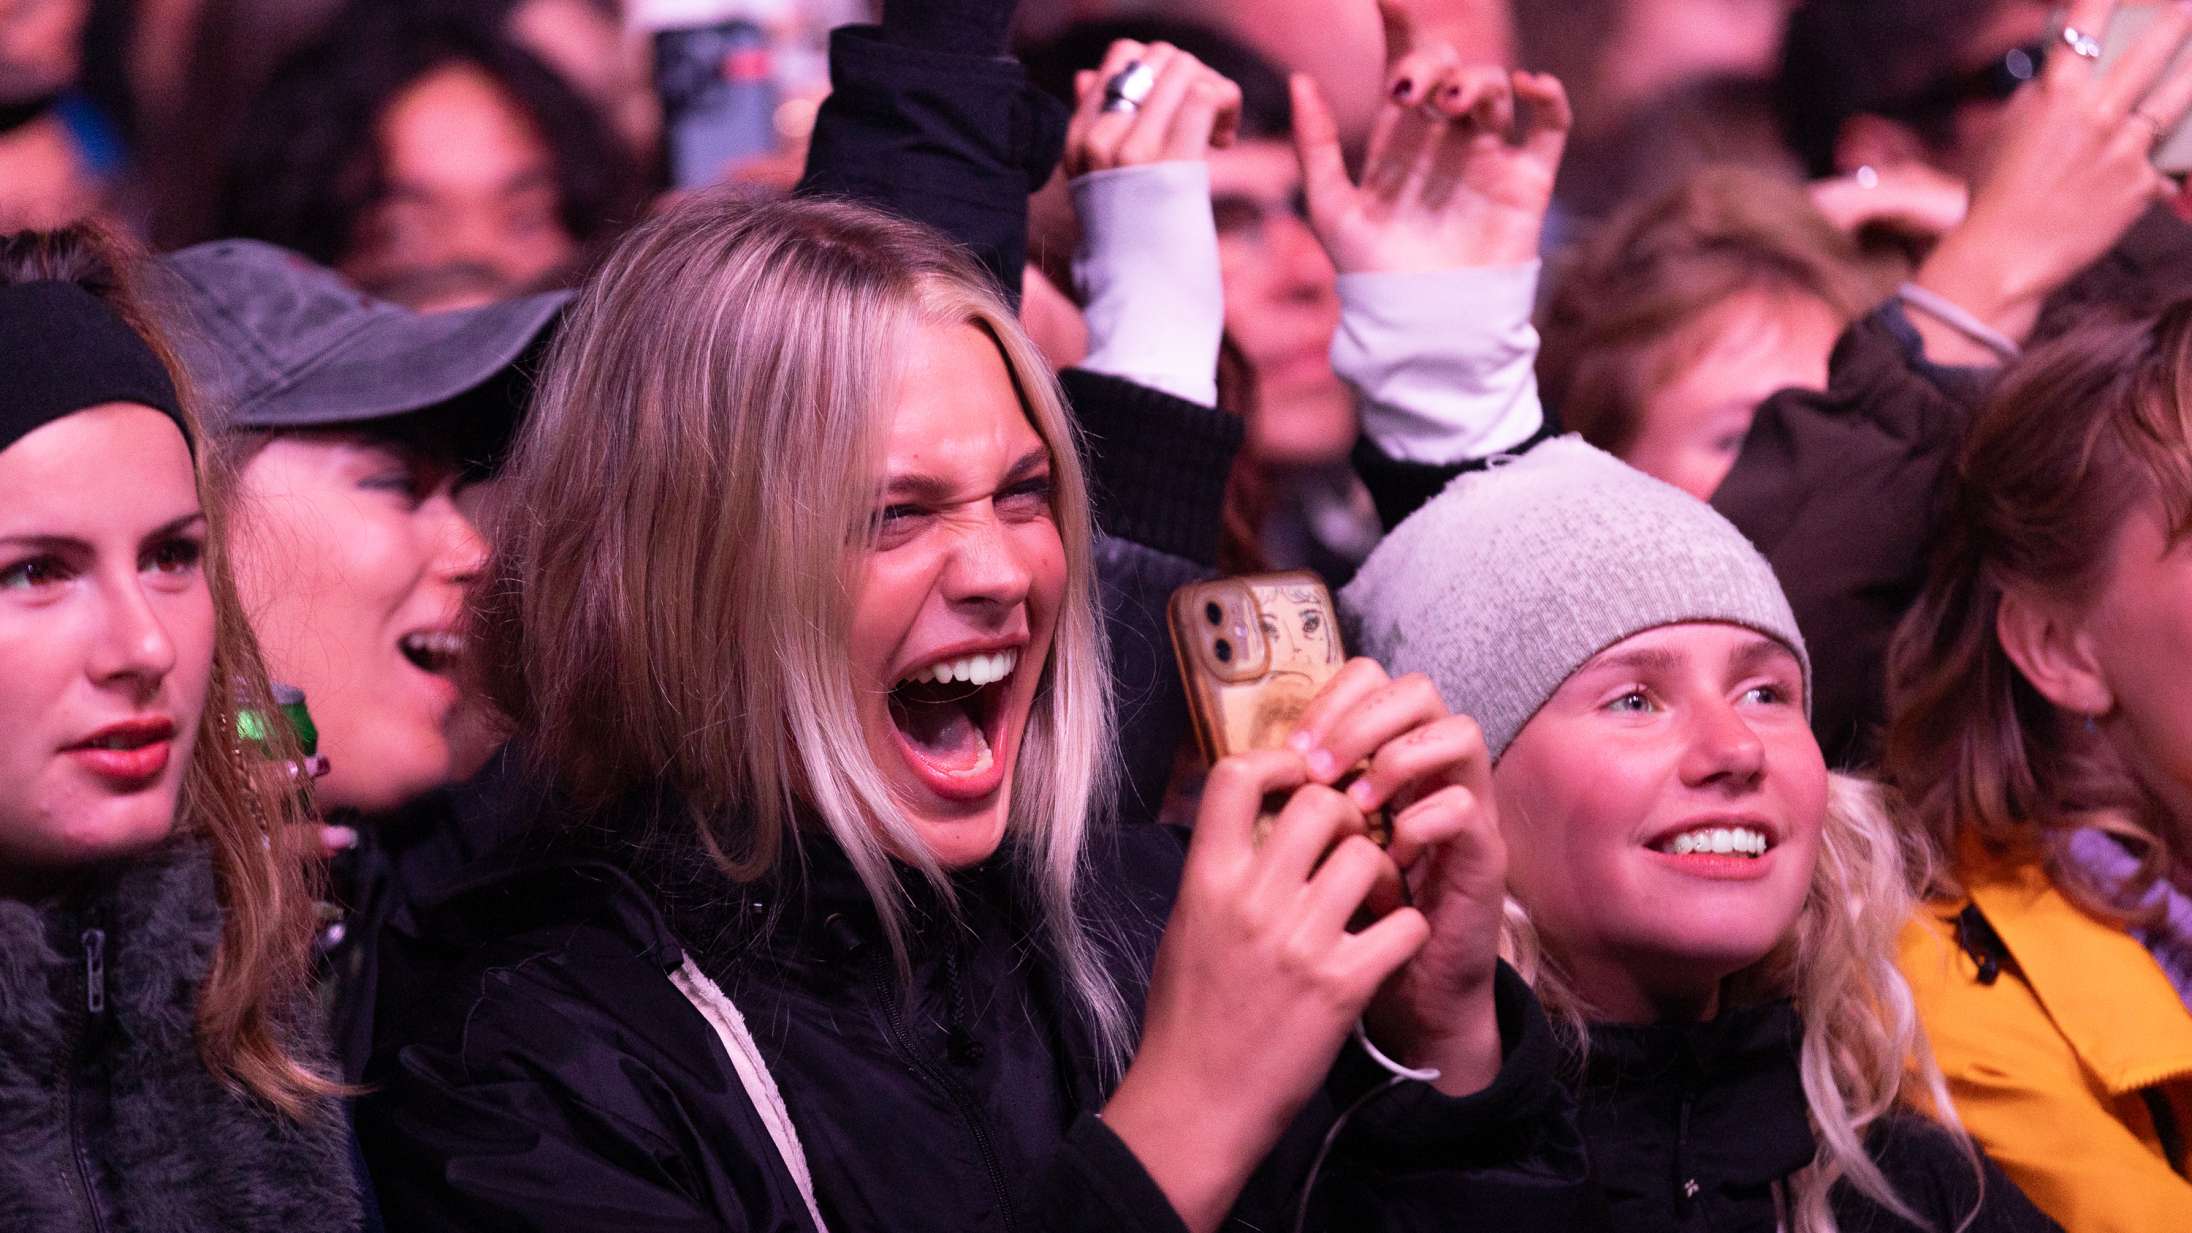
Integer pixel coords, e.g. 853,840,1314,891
1678,694,1766,792
426,493,491,585
938,504,1033,614
89,576,179,695
1267,213,1337,298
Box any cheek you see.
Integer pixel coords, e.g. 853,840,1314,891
850,549,936,684
1495,742,1644,914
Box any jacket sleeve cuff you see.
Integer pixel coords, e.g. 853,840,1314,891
1334,265,1546,465
1034,1114,1195,1233
1352,420,1556,533
1061,368,1242,567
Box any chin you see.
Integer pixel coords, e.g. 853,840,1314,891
57,801,180,865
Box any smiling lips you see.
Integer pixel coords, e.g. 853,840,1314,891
1642,819,1780,880
65,716,177,786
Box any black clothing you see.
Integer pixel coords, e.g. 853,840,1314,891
0,840,361,1233
797,24,1067,308
357,817,1507,1231
1324,993,2060,1232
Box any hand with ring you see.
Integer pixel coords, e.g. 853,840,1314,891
1065,40,1245,177
1905,0,2192,365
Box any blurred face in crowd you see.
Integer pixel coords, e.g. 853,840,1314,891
2041,502,2192,864
0,0,84,101
1493,622,1826,1022
1842,0,2054,181
343,61,578,311
1623,288,1844,500
508,0,660,161
1598,0,1799,122
230,423,494,816
1210,138,1355,468
853,322,1065,869
0,406,212,876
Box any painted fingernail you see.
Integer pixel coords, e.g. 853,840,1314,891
1348,780,1378,810
1391,77,1413,99
1307,749,1336,778
323,826,359,852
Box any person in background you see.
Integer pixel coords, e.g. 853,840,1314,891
0,0,123,230
154,237,568,1077
1885,300,2192,1231
1539,166,1878,500
218,1,641,311
0,221,359,1232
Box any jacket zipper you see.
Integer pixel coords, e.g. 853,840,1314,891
66,926,112,1233
869,951,1018,1233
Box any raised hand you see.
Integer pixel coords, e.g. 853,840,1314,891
1292,47,1572,274
1065,40,1245,177
1911,0,2192,362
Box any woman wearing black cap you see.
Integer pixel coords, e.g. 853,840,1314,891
0,223,361,1232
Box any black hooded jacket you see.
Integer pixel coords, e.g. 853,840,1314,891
354,814,1554,1232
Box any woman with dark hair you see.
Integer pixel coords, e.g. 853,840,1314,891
217,0,642,310
1885,298,2192,1230
0,222,359,1230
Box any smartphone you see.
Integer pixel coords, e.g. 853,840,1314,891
2096,3,2192,175
652,18,781,189
1169,572,1387,844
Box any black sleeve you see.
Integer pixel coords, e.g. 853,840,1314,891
796,22,1067,309
1305,962,1607,1231
1709,303,1990,769
1060,368,1242,821
1352,420,1557,533
1034,1115,1197,1233
1839,1115,2064,1233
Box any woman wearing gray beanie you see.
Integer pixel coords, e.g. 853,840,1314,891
1326,436,2056,1233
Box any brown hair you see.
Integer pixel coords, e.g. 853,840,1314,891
1884,300,2192,905
1539,166,1877,457
0,223,338,1118
477,193,1135,1068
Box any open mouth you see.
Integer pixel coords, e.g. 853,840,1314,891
399,630,465,678
885,649,1018,787
1650,824,1774,859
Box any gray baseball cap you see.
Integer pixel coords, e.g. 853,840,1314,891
155,238,570,435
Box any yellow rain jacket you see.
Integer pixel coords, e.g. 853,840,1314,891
1899,851,2192,1232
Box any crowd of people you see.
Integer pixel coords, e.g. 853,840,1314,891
5,0,2192,1230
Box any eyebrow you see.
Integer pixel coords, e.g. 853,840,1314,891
883,447,1051,502
1730,635,1801,678
1584,645,1684,677
0,511,206,554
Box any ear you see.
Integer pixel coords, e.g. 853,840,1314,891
1834,114,1933,175
1995,587,2115,717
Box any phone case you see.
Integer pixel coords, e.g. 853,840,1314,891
1169,572,1388,843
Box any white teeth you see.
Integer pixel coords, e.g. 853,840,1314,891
1657,826,1770,858
401,631,464,657
899,649,1018,688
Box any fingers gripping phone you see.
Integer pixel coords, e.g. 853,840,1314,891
1168,572,1388,844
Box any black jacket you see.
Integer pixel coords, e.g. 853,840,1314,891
356,817,1541,1232
0,840,362,1233
1324,995,2059,1232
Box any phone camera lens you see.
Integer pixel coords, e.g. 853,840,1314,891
1213,639,1233,664
1205,602,1223,626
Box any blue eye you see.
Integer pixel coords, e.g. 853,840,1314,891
1606,690,1653,714
1741,684,1789,706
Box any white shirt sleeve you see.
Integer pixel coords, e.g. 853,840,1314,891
1332,262,1546,464
1068,161,1223,408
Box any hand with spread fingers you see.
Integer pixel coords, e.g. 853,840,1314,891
1065,40,1245,176
1292,47,1572,274
1283,658,1509,1097
1911,0,2192,364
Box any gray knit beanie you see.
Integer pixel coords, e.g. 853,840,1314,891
1339,436,1809,760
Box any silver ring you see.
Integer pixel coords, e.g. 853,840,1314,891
1102,61,1156,114
2062,26,2103,60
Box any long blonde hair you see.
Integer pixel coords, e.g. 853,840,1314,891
1,223,338,1118
1503,773,1974,1233
478,193,1133,1068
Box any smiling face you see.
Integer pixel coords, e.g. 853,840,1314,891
230,426,492,815
0,404,212,875
1492,622,1826,1022
851,322,1065,869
